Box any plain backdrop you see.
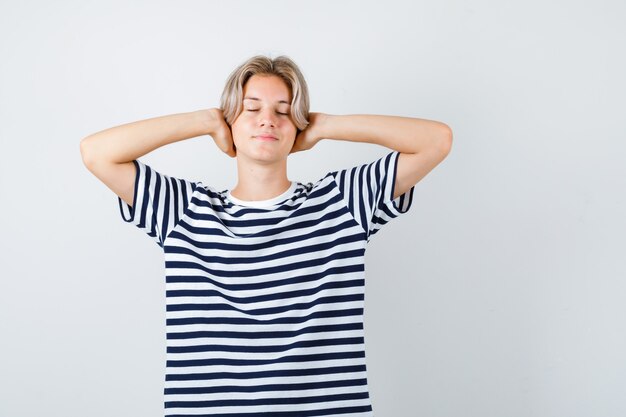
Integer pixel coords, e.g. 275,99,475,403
1,1,625,416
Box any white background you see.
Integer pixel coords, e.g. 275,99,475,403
1,1,624,416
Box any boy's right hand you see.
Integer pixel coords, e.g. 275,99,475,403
204,108,236,158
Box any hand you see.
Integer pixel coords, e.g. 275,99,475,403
290,112,327,154
204,108,236,158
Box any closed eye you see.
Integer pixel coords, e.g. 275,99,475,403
246,109,289,116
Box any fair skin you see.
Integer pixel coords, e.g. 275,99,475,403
228,74,297,201
79,73,452,208
292,112,452,200
222,73,453,201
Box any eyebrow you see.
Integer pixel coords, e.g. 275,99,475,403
243,96,291,105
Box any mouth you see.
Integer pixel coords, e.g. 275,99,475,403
255,135,278,141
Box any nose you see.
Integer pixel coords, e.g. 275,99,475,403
258,108,276,127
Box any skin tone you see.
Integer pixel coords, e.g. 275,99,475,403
207,75,452,203
228,74,300,201
80,71,450,210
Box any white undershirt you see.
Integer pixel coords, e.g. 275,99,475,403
226,181,298,208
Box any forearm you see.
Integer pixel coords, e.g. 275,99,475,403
317,113,452,154
80,110,213,165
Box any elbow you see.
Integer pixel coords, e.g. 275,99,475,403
436,123,453,156
80,136,96,168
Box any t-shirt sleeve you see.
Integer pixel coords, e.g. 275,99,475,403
117,159,197,248
331,150,415,243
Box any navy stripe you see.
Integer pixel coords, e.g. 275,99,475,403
167,322,364,341
165,405,373,417
166,294,365,315
166,391,370,408
167,336,365,354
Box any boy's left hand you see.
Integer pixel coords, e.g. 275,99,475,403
290,112,327,154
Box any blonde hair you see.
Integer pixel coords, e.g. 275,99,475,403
220,55,310,134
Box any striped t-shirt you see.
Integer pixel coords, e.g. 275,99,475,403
118,150,415,417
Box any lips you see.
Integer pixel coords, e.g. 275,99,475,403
255,134,277,141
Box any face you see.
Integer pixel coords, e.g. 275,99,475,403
231,74,297,164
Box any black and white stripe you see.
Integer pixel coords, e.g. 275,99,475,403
118,151,415,416
332,151,415,242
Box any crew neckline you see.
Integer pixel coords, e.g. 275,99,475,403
226,181,298,208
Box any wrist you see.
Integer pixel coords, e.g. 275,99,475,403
315,112,332,140
196,108,220,136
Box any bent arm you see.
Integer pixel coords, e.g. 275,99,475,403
314,113,453,200
79,109,219,208
316,113,452,154
79,109,214,166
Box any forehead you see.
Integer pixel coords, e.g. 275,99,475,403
243,74,291,103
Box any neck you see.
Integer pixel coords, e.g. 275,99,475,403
230,154,291,201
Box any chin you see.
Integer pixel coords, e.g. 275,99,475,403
238,149,287,163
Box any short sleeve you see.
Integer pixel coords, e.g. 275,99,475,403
117,159,198,248
331,150,415,243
